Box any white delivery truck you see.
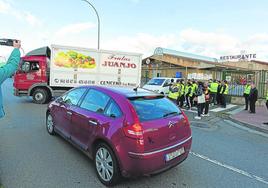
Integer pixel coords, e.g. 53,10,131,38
14,44,142,104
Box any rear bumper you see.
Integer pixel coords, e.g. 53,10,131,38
120,136,192,177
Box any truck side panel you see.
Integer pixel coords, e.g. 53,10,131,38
50,45,142,88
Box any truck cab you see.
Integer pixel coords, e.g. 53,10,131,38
13,47,54,104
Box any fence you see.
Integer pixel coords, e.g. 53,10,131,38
228,84,244,97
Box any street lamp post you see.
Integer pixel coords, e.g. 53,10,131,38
81,0,100,50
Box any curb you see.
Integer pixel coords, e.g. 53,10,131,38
215,106,268,134
183,105,268,134
217,112,268,134
228,116,268,134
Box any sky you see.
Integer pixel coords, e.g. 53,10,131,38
1,0,268,61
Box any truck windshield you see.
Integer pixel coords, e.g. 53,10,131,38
146,78,165,86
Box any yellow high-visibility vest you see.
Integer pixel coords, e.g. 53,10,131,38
210,82,218,93
192,83,198,94
244,85,251,95
185,85,189,95
168,85,179,100
189,85,194,97
220,84,229,95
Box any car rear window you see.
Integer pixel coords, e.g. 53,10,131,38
129,96,182,122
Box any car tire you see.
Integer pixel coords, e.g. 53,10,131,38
94,143,121,186
46,112,55,135
33,88,48,104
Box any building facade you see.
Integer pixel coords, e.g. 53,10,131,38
142,47,268,98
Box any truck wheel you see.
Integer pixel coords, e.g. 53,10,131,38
33,88,48,104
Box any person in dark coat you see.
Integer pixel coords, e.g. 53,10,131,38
248,82,258,114
216,80,222,105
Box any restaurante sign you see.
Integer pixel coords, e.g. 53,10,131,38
220,53,256,61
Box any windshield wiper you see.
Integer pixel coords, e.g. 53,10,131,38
163,111,179,117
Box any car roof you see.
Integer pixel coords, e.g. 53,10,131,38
87,86,162,98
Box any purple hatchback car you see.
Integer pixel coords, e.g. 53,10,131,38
46,86,192,186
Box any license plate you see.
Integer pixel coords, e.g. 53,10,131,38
165,147,185,162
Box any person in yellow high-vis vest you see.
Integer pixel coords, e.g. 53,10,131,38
192,80,198,106
243,82,251,110
220,80,228,108
185,81,193,109
168,79,179,103
209,79,219,105
263,89,268,125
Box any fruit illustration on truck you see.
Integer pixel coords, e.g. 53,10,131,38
54,50,96,69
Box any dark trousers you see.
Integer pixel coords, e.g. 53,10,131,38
210,92,216,104
197,103,205,117
204,101,209,114
249,100,256,113
244,94,249,110
266,101,268,110
221,94,226,108
186,94,191,108
179,95,185,107
216,93,221,105
192,94,197,106
190,96,194,107
176,96,180,105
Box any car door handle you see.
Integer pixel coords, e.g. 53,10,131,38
88,120,98,126
67,111,72,115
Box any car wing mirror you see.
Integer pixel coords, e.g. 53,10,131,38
57,97,64,104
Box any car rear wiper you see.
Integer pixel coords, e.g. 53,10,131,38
163,111,179,117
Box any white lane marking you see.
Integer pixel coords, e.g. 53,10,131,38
190,151,268,185
224,120,268,138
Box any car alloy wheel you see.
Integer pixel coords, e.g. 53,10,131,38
96,147,114,181
46,113,55,135
94,143,120,186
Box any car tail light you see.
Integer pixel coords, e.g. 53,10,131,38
181,110,190,126
123,123,143,139
123,101,144,140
